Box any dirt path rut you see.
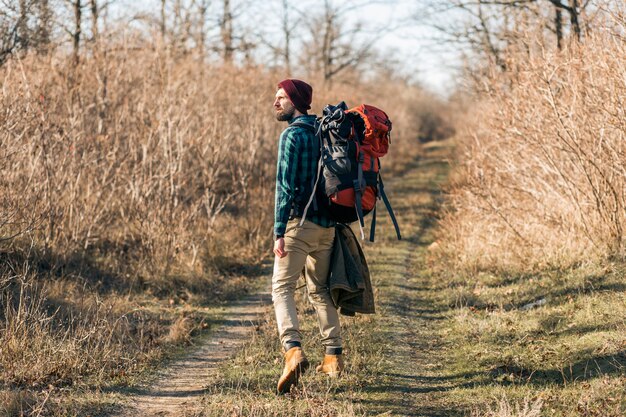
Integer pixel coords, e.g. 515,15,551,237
113,291,271,416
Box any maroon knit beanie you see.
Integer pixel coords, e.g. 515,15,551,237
277,79,313,114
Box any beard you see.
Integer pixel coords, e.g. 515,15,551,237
275,106,296,122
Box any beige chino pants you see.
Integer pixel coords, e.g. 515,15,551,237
272,219,341,350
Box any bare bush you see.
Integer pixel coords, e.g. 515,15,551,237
437,7,626,272
0,261,162,389
0,49,281,286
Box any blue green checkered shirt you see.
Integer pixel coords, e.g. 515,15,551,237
274,115,335,237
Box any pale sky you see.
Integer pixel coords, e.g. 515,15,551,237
352,1,461,95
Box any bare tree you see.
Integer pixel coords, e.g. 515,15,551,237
195,0,210,56
88,0,110,134
0,2,21,65
221,0,234,63
90,0,98,42
547,0,581,41
64,0,82,64
555,4,563,49
419,0,593,73
476,0,507,71
17,0,29,49
180,0,195,52
252,0,301,72
212,0,256,64
303,0,387,83
160,0,166,38
0,0,53,64
281,0,293,72
35,0,52,52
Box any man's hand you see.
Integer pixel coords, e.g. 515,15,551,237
273,237,287,258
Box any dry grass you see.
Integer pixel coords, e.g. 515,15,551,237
472,396,543,417
437,6,626,272
0,261,164,386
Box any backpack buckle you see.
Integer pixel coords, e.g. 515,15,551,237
352,178,364,192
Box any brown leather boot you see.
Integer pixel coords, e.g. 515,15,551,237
276,347,309,394
316,354,344,377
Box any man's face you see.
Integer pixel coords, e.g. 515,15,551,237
274,88,296,121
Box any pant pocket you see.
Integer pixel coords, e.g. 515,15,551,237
285,219,301,236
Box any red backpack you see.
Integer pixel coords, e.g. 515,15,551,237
299,102,401,242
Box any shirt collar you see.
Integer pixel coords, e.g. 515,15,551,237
288,114,316,125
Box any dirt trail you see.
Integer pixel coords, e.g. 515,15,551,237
112,291,271,416
369,240,462,417
355,144,461,416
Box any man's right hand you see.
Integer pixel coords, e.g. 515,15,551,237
273,237,287,258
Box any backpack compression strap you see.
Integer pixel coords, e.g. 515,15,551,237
369,172,402,242
354,149,366,240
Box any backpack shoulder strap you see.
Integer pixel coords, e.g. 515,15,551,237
295,119,324,227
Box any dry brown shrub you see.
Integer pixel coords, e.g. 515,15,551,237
0,49,436,288
1,50,281,288
163,314,195,345
0,263,163,389
438,8,626,272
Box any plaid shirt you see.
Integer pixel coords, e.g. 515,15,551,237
274,115,335,237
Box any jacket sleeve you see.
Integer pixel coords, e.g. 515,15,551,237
274,128,299,237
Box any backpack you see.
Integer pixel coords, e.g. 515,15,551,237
297,102,401,242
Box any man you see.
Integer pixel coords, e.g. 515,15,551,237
272,79,344,394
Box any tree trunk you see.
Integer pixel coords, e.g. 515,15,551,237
281,0,291,73
322,0,334,82
17,0,29,49
90,0,98,43
221,0,233,63
196,0,208,57
73,0,82,64
555,6,563,50
173,0,182,48
160,0,166,39
569,0,581,42
37,0,52,52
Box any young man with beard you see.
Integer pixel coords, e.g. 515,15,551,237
271,79,344,394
